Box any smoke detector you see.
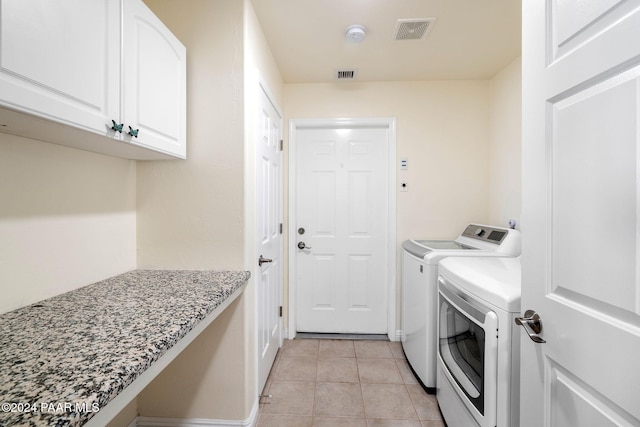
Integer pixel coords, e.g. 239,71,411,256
393,18,436,41
345,24,366,42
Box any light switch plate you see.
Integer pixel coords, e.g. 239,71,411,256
400,158,408,170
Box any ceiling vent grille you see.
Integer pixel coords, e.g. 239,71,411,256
394,18,436,41
335,68,358,80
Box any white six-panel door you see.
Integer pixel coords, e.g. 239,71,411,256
293,122,390,334
256,82,283,393
521,1,640,425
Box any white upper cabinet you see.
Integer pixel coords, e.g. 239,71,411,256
0,0,186,160
0,0,120,135
122,0,186,158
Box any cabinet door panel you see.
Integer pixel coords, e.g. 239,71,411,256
123,0,186,158
0,0,119,133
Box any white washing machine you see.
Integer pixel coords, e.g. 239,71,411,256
401,224,520,389
437,256,521,427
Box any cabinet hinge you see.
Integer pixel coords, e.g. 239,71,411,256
279,139,283,151
279,223,283,234
279,306,283,317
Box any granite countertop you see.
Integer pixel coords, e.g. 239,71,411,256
0,269,250,427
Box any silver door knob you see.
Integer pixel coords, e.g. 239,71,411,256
258,255,272,266
515,310,546,343
297,241,311,250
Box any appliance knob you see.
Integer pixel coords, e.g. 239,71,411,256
475,227,484,236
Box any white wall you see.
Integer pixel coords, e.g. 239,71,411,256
488,57,522,228
0,134,136,314
136,0,247,421
283,80,492,329
284,80,491,240
137,0,284,423
137,1,245,270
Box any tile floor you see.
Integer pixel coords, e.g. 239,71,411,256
257,339,446,427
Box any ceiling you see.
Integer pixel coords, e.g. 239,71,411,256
251,0,522,84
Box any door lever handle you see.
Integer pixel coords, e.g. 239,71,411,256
515,310,546,343
297,241,311,250
258,255,273,266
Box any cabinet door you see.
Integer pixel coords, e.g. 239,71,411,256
0,0,120,135
122,0,187,159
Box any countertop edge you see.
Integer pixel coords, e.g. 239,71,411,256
83,280,248,427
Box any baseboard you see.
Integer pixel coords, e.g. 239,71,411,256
395,329,404,342
135,399,259,427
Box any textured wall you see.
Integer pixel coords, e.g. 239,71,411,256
137,0,246,271
489,57,522,228
0,134,136,314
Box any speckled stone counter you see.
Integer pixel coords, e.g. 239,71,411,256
0,269,250,427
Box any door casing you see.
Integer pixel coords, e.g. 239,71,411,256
287,117,397,340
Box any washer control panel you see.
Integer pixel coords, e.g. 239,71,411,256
461,224,509,244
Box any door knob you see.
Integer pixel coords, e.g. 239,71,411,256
297,241,311,250
258,255,272,266
515,310,546,343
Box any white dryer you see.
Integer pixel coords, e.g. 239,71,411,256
401,224,520,389
436,256,522,427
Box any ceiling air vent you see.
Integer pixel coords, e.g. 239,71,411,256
335,68,358,81
393,18,436,41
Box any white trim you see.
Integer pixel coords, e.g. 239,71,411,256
288,117,397,340
135,399,259,427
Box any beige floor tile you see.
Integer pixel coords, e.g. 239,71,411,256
395,359,419,385
405,384,442,421
357,358,404,384
354,341,393,358
281,339,320,357
273,356,317,381
367,419,423,427
261,380,315,415
388,341,405,359
257,414,313,427
259,340,446,425
319,339,356,358
317,357,359,383
313,416,367,427
261,353,281,395
361,383,418,420
314,382,365,418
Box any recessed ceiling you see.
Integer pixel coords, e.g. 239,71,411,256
251,0,522,83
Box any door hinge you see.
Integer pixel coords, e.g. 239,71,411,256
279,223,283,234
279,139,283,151
279,306,283,317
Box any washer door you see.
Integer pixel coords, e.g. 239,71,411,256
438,278,498,427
